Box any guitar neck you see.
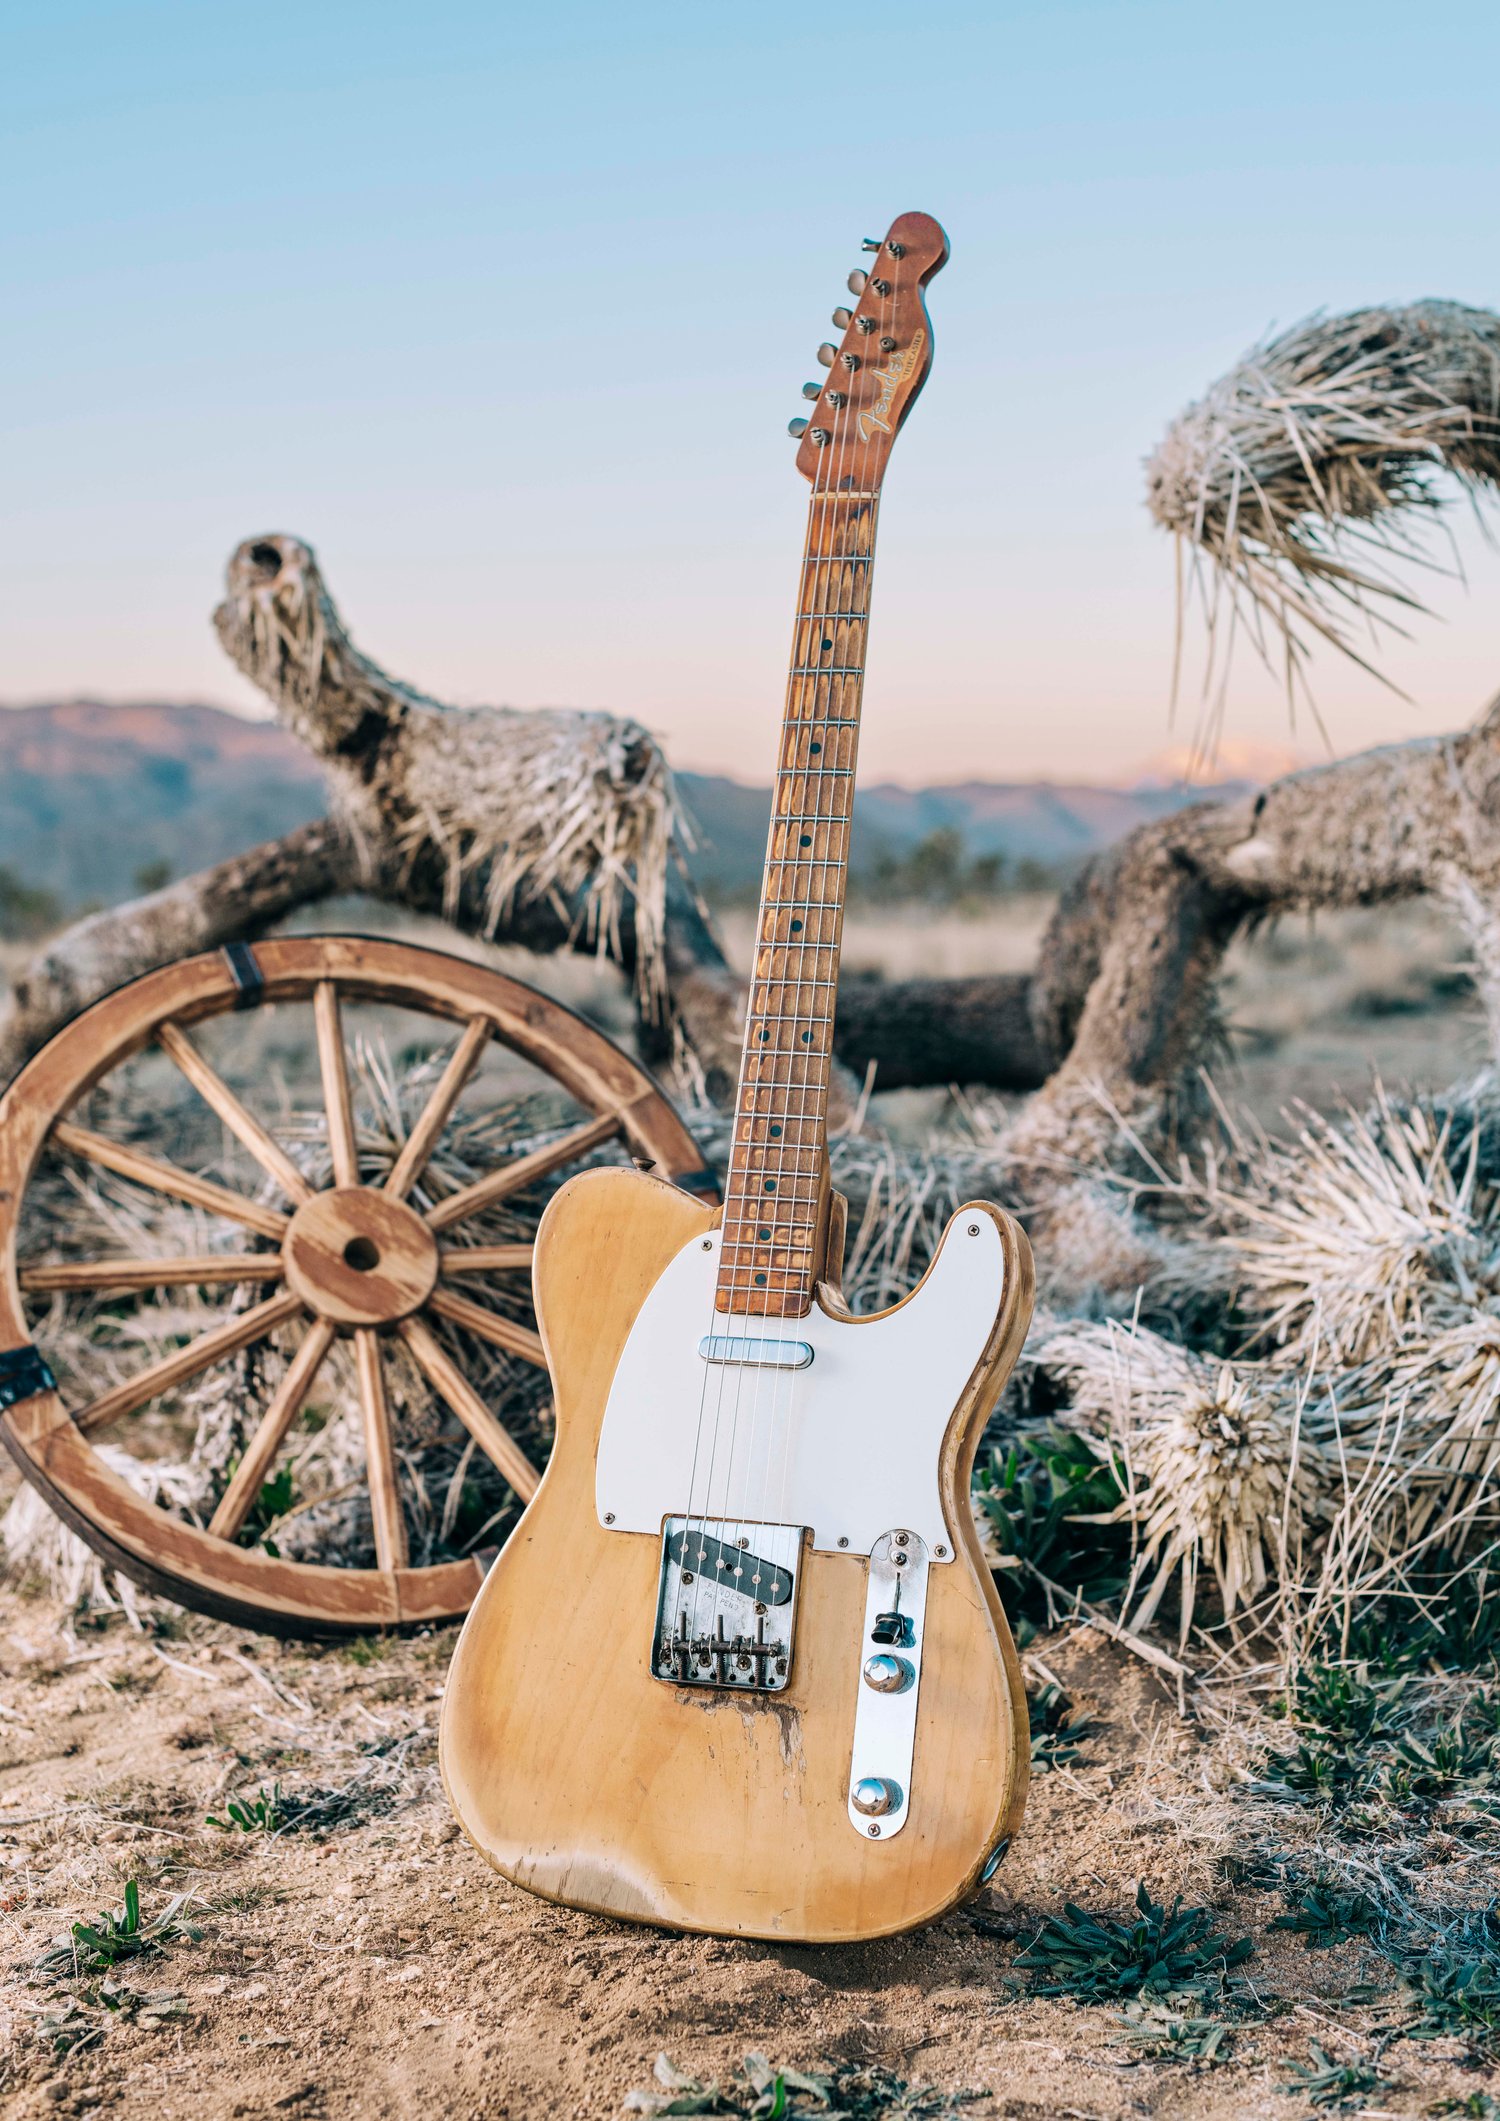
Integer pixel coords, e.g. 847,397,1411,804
716,487,880,1318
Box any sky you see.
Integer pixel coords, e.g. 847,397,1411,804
3,0,1498,788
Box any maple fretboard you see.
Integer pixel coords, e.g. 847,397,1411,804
715,490,879,1317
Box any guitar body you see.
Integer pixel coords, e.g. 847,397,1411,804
440,1164,1033,1942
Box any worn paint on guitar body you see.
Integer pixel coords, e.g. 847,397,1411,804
440,1164,1033,1942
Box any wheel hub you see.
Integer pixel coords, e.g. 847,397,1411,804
283,1186,440,1328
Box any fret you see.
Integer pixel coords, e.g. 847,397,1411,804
718,485,881,1319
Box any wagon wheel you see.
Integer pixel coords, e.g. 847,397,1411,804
0,934,715,1636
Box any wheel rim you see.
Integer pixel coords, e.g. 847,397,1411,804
0,934,712,1635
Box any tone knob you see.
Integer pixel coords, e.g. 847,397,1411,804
832,305,854,329
847,269,868,295
862,1653,913,1694
788,417,809,439
801,381,821,400
816,343,837,367
851,1776,901,1817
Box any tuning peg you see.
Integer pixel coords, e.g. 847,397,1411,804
847,269,868,296
832,305,854,329
801,381,821,401
788,417,810,438
816,343,837,367
860,237,882,251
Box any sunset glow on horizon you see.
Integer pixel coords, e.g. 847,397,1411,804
4,1,1498,788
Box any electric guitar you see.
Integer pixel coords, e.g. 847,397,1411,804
441,212,1034,1942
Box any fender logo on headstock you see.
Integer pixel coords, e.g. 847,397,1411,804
857,331,926,441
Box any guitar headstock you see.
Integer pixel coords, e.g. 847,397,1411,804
790,210,948,489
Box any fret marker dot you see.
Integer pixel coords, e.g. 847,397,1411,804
801,1030,814,1044
800,833,812,847
755,1272,767,1286
809,741,822,755
821,638,833,651
764,1180,776,1192
759,1029,770,1042
789,919,803,933
769,1124,782,1137
759,1227,772,1240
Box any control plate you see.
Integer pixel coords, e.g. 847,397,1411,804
847,1530,929,1838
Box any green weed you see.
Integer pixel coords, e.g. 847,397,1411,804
34,1880,200,1978
1270,1879,1383,1951
1280,2043,1391,2108
205,1782,283,1833
1113,1998,1236,2063
1400,1920,1500,2054
1027,1682,1100,1773
1015,1883,1254,2002
974,1428,1132,1639
624,2051,980,2116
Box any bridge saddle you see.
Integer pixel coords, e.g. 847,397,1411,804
652,1516,805,1693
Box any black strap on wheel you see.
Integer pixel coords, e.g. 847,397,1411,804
221,941,265,1010
0,1344,58,1411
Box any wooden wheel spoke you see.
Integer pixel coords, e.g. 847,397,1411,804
354,1328,408,1571
385,1015,492,1202
314,981,360,1187
399,1316,541,1501
208,1318,336,1541
428,1286,546,1366
156,1022,313,1205
73,1289,304,1435
439,1244,534,1277
425,1111,622,1233
50,1122,290,1243
21,1253,284,1294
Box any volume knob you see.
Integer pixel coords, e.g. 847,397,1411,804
851,1776,901,1817
862,1653,913,1694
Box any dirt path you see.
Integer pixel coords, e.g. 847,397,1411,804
0,1590,1482,2119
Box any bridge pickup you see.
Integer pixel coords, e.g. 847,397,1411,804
698,1334,813,1369
665,1525,793,1606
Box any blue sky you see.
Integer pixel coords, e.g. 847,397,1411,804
4,0,1498,783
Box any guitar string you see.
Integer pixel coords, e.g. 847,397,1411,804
713,346,845,1642
680,241,903,1678
770,262,888,1552
674,393,829,1668
729,323,855,1638
746,256,886,1628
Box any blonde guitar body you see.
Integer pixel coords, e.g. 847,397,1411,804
440,1164,1033,1943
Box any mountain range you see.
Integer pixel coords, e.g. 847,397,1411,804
0,701,1256,911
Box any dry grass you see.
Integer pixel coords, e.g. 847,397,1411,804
1146,299,1500,727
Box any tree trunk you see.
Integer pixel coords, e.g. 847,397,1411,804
6,532,1496,1184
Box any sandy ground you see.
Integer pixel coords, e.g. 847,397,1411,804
0,897,1490,2116
0,1589,1486,2120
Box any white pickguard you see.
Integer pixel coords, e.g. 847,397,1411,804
595,1210,1006,1559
